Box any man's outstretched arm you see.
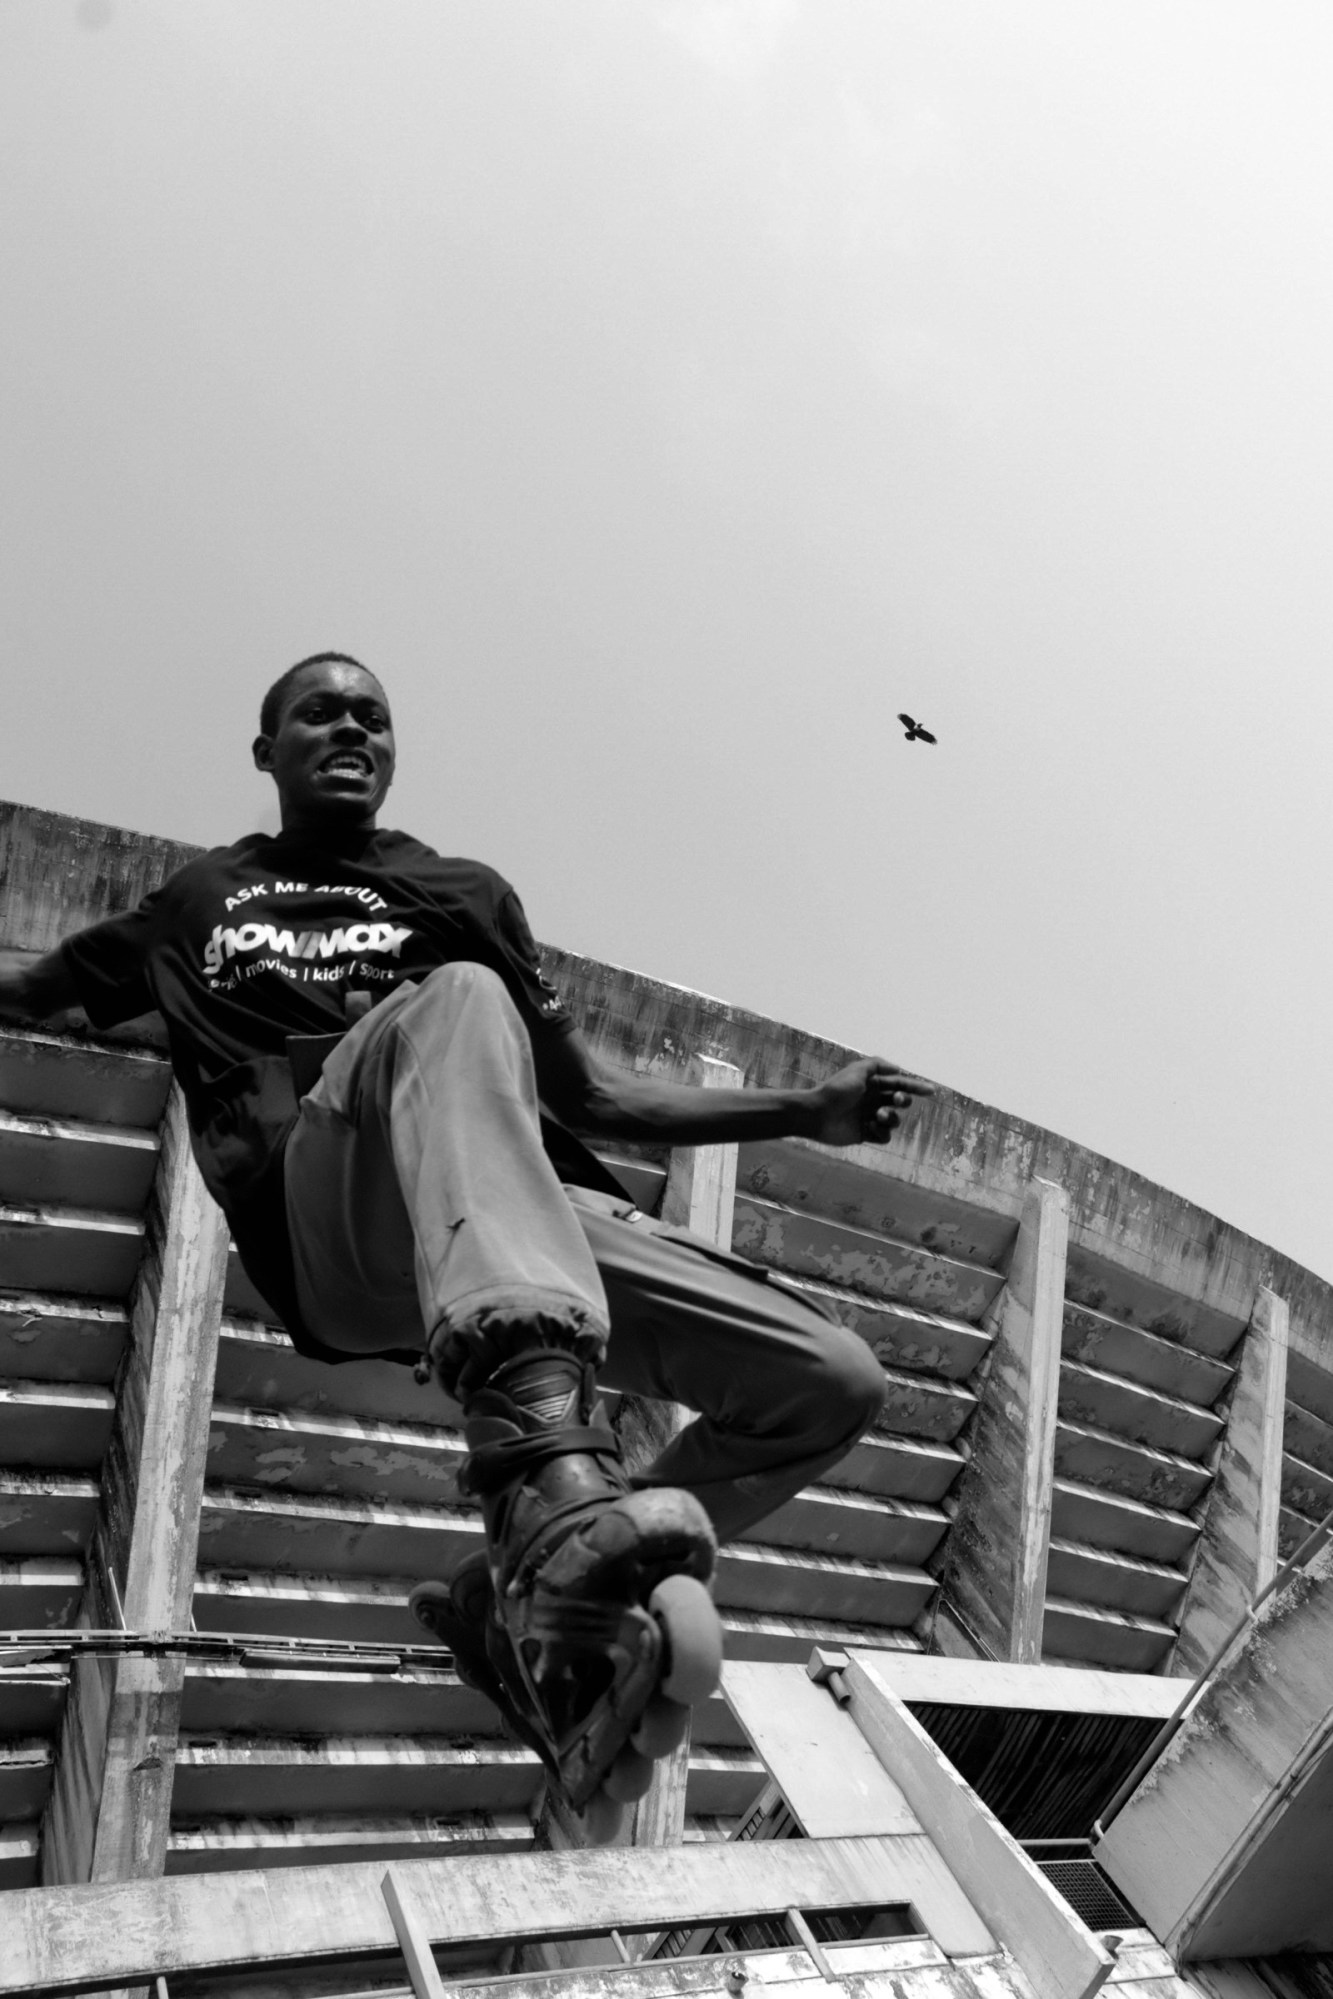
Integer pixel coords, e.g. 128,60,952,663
533,1025,933,1152
0,948,81,1021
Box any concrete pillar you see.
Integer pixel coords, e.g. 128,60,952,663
40,1085,229,1886
1171,1285,1289,1678
538,1057,742,1887
628,1055,741,1850
933,1177,1068,1664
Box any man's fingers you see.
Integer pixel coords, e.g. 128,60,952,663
866,1065,934,1100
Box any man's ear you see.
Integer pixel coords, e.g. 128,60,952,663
252,734,275,775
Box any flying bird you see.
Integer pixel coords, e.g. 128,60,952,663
897,713,937,744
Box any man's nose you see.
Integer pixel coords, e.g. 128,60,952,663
330,716,368,739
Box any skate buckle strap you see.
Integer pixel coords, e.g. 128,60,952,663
459,1422,622,1499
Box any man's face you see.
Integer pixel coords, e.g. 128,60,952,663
254,662,396,830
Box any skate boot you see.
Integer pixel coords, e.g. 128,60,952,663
410,1343,722,1836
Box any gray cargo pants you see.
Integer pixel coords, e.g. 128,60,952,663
284,962,885,1541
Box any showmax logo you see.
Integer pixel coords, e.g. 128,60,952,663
203,921,414,977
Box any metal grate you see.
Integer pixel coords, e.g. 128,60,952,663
1036,1858,1140,1932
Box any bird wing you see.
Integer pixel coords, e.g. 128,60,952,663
918,727,937,744
897,712,915,729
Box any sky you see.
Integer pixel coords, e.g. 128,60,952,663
3,2,1333,1279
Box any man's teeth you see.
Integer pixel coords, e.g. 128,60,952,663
325,757,368,774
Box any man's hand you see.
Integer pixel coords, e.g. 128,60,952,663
806,1057,934,1149
0,948,80,1022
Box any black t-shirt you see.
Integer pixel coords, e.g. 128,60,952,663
60,826,620,1360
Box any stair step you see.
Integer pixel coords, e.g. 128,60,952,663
713,1541,933,1625
166,1809,536,1874
1043,1596,1176,1674
743,1487,946,1565
1058,1361,1222,1460
0,1740,52,1820
1054,1419,1212,1512
190,1567,928,1664
224,1249,280,1323
589,1153,667,1213
1281,1450,1333,1525
0,1472,99,1555
0,1557,84,1628
206,1403,463,1506
1283,1402,1333,1484
215,1318,433,1425
719,1608,922,1663
1063,1244,1244,1361
0,1292,128,1385
174,1733,542,1817
198,1488,929,1626
194,1569,418,1644
198,1485,481,1580
1287,1351,1333,1433
0,1109,158,1214
1051,1479,1199,1566
0,1379,114,1470
1062,1302,1233,1408
735,1138,1017,1267
731,1195,1004,1322
1045,1537,1186,1621
172,1734,763,1821
826,1432,964,1503
759,1273,991,1383
181,1663,747,1751
181,1661,493,1741
0,1819,38,1890
876,1367,977,1443
1279,1505,1317,1559
0,1204,143,1299
0,1669,67,1740
0,1028,170,1130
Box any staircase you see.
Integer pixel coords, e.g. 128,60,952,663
0,1016,1021,1880
1043,1244,1246,1673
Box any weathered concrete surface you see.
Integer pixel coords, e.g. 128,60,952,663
933,1180,1068,1664
40,1086,229,1886
1097,1537,1333,1959
1172,1288,1289,1677
844,1650,1114,1999
0,1834,983,1993
8,798,1333,1368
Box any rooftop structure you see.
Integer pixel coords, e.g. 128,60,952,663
2,797,1332,1996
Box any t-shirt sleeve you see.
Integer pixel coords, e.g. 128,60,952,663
59,899,160,1029
491,886,574,1033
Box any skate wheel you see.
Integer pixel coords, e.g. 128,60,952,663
631,1693,690,1759
650,1574,723,1707
603,1744,655,1803
408,1580,450,1639
581,1789,627,1844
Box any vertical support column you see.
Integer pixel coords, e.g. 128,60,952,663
629,1055,741,1849
542,1057,741,1879
40,1085,230,1885
1171,1285,1289,1678
933,1177,1068,1664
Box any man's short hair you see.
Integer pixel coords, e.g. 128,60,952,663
259,653,383,738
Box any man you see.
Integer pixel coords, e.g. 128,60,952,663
0,652,931,1836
